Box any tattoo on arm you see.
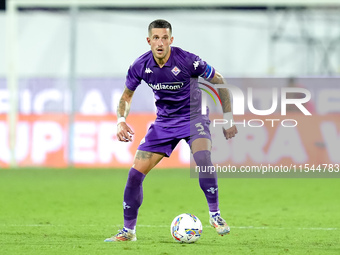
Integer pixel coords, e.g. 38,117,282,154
117,86,134,118
218,88,232,113
210,72,232,113
118,98,127,118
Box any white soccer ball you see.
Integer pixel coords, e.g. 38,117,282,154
170,213,203,243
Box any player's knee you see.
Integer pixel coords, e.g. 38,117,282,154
193,150,212,166
126,168,146,187
132,160,153,175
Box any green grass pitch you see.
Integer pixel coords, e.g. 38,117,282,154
0,168,339,255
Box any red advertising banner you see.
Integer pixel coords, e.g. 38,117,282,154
0,113,339,168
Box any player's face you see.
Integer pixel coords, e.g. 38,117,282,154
147,28,173,62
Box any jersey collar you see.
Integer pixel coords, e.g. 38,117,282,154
150,47,173,68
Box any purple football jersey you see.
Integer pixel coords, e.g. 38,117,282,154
125,46,215,126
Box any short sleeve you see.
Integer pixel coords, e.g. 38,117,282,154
189,55,215,79
125,63,142,91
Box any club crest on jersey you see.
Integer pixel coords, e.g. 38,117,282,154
171,66,181,76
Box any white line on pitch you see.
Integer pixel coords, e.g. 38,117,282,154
1,224,338,231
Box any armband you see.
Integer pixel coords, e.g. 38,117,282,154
200,64,215,79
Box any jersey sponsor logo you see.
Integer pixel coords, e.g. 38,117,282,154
145,68,153,73
171,66,181,76
147,82,184,90
193,61,200,70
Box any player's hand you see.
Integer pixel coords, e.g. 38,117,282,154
222,125,238,140
117,122,134,142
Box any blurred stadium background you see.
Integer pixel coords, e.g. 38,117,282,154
1,2,340,255
1,0,340,169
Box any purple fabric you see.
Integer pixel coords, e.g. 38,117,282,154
138,114,211,157
193,150,219,212
123,168,146,230
187,112,211,146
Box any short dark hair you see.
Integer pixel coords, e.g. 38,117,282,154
148,19,172,35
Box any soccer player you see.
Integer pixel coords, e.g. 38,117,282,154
105,19,238,242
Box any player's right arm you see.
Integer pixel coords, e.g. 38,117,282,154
189,54,237,140
209,71,238,140
116,86,135,142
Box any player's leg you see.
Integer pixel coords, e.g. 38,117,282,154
105,150,164,242
191,138,230,236
123,150,165,232
191,138,220,214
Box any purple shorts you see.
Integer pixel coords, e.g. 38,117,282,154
137,114,211,157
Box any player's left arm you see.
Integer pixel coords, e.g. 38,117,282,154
209,71,238,140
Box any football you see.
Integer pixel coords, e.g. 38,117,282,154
170,213,203,243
